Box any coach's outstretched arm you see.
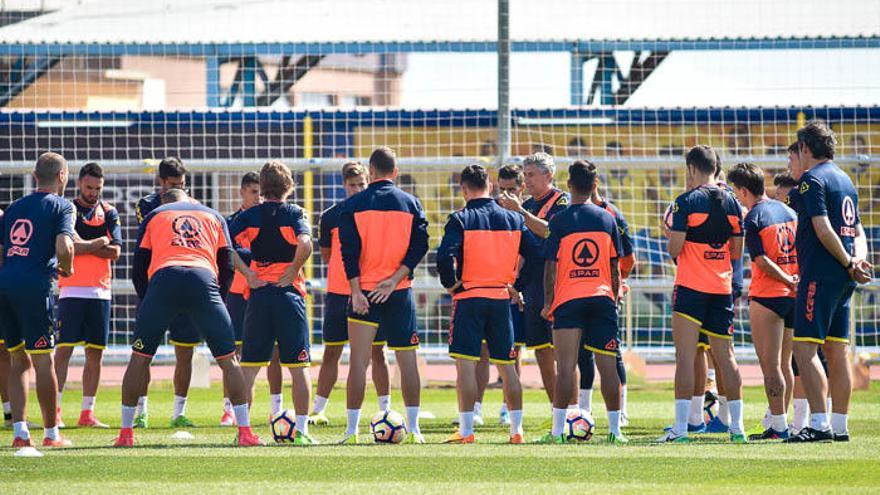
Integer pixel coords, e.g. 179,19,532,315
436,213,464,292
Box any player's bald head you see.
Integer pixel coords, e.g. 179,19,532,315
34,152,68,186
161,187,188,204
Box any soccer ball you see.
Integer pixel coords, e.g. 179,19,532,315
270,409,297,443
565,409,595,442
370,409,407,444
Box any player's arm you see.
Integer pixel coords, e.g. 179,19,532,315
55,200,76,277
318,210,332,264
73,234,110,255
338,202,369,314
226,213,263,288
93,207,122,260
498,192,549,238
540,218,562,319
370,200,430,304
611,257,621,302
277,234,312,288
216,246,235,300
616,214,635,279
436,213,464,293
610,216,623,301
132,219,152,299
667,197,687,259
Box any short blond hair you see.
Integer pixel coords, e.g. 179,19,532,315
342,161,368,181
260,160,294,200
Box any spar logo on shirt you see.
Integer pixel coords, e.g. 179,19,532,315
775,224,797,265
7,219,33,257
570,238,600,278
840,196,857,237
171,215,204,248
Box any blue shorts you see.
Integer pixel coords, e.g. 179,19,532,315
751,296,795,329
348,288,418,350
167,313,200,347
673,285,734,340
552,296,621,356
241,285,310,367
448,298,516,364
523,284,552,350
133,267,236,360
0,287,55,354
511,302,525,347
226,291,247,345
324,292,386,346
794,280,855,344
56,298,111,349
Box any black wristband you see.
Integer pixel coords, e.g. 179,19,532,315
845,258,854,270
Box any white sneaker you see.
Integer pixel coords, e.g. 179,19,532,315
656,430,689,444
473,415,484,427
620,412,630,428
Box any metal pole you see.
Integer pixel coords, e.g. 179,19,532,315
497,0,511,164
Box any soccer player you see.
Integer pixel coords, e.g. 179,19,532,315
577,162,634,425
498,152,569,412
54,163,122,429
220,172,286,426
437,164,531,444
659,145,746,444
134,157,199,428
0,206,10,427
538,160,626,444
773,170,798,203
786,121,872,443
115,188,262,447
229,161,316,445
338,147,429,444
728,162,799,440
310,161,391,426
0,152,75,448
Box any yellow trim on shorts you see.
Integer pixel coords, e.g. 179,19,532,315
84,343,106,350
825,336,849,344
514,341,526,347
584,345,617,357
388,345,419,351
699,328,733,340
372,341,387,346
234,340,243,346
528,343,554,351
324,340,348,346
489,358,516,365
449,352,481,362
169,340,199,348
0,338,4,345
697,342,711,350
6,342,25,352
792,336,825,345
25,349,53,355
674,311,702,326
56,341,85,348
281,362,311,368
347,318,379,328
240,361,270,367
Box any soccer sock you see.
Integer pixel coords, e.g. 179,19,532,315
13,421,30,440
57,391,64,407
728,399,744,435
578,389,593,413
500,402,509,415
377,395,391,412
460,411,474,437
607,410,621,436
136,396,148,416
761,408,772,429
509,410,523,435
717,396,730,425
551,407,567,436
620,385,628,416
82,396,96,412
810,412,830,432
826,397,833,425
345,409,361,435
44,426,60,441
313,395,328,414
673,399,690,436
4,401,12,414
223,397,233,413
831,413,848,435
771,413,787,432
270,394,283,415
121,406,136,429
792,399,809,431
707,368,717,392
688,395,705,425
405,406,421,434
172,395,187,419
232,404,250,427
295,415,308,436
473,401,482,418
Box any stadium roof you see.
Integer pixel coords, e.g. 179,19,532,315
0,0,877,47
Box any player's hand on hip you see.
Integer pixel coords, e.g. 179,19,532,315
246,271,267,289
540,304,552,321
368,278,396,304
275,269,296,288
351,290,370,315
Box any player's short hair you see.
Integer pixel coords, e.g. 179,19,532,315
568,160,597,195
497,164,524,185
786,142,799,154
773,172,798,188
79,162,103,180
727,162,765,197
459,164,489,191
685,145,717,175
34,151,66,185
713,149,723,179
260,160,294,199
369,147,397,176
158,156,186,179
161,188,188,204
240,171,259,188
342,161,368,181
523,152,555,176
797,120,836,160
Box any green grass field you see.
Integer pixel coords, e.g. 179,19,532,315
1,379,878,494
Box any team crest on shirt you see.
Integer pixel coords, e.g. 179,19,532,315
799,182,810,194
556,196,568,207
133,339,145,350
7,219,33,257
171,215,204,248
